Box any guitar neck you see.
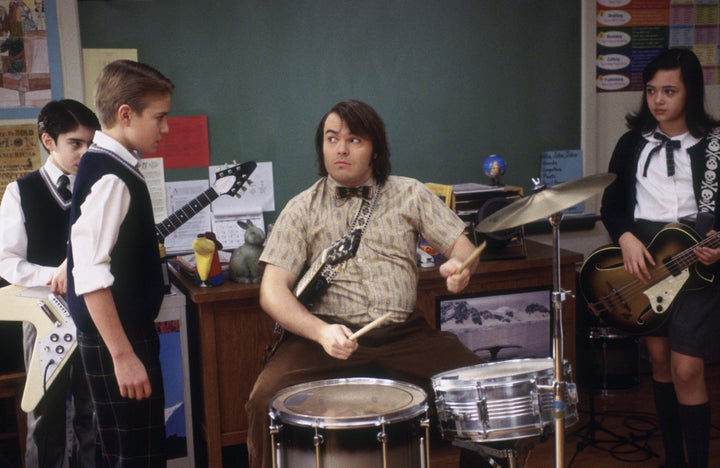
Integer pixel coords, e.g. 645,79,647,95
672,230,720,272
156,188,218,242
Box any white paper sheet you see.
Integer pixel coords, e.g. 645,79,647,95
162,180,212,255
209,162,274,215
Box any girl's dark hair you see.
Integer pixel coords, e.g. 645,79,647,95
314,99,391,184
626,48,719,137
37,99,101,151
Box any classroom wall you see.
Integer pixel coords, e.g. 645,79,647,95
77,1,582,224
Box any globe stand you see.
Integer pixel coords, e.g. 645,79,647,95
483,154,506,186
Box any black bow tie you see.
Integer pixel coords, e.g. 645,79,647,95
336,186,372,200
57,175,71,202
643,132,681,177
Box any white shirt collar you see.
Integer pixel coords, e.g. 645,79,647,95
93,130,141,168
644,129,700,150
43,158,71,185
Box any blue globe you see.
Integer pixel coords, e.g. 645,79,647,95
483,154,506,184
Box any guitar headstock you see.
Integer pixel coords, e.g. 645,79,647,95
213,161,258,197
323,228,362,265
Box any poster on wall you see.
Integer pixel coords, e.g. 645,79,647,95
0,0,64,116
0,123,40,199
596,0,720,92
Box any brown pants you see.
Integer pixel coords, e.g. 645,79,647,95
245,311,484,468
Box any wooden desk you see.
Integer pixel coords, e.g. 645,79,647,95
171,240,582,467
171,272,272,468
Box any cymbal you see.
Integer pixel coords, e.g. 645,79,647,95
475,173,616,233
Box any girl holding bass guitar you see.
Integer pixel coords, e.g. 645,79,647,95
600,49,720,468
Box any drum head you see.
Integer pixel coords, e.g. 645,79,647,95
271,378,427,429
433,358,554,385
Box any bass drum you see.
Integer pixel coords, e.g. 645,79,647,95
432,357,578,442
269,378,429,468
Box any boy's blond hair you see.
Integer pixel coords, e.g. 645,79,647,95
95,60,175,128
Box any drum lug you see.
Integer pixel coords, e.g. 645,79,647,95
530,388,541,417
477,396,489,438
269,419,283,468
420,415,430,468
566,381,578,405
312,426,324,448
269,421,282,435
377,419,389,468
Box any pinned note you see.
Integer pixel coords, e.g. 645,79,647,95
540,149,583,213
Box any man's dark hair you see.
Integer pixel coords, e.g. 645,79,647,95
315,99,391,184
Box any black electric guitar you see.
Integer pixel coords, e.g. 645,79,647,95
264,230,362,361
0,161,257,412
155,161,257,243
579,223,717,334
294,229,362,307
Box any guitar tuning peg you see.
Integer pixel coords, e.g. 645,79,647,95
247,178,254,185
232,160,237,165
240,186,248,191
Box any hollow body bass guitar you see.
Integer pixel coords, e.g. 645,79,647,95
579,223,716,335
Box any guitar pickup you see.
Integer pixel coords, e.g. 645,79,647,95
37,300,61,327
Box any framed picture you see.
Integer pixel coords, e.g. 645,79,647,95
436,287,552,361
0,0,64,117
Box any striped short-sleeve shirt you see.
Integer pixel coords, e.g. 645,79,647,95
259,175,466,326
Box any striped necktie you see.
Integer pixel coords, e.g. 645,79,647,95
57,175,71,202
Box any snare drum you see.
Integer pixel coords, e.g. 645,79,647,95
269,378,429,468
432,358,579,442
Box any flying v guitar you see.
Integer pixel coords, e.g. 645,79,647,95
579,222,717,334
0,161,256,412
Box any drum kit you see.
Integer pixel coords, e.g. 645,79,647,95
268,173,616,468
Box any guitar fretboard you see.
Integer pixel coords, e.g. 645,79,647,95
671,230,720,273
155,188,219,242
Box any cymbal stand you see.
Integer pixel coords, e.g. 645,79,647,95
548,211,571,468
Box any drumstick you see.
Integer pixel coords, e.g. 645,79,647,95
456,240,487,274
349,312,392,341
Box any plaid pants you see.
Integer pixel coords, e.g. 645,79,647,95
78,326,166,467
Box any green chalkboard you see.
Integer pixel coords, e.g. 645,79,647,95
78,1,581,224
